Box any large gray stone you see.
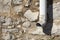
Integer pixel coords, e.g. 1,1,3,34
3,18,12,26
51,2,60,35
22,21,31,28
2,0,11,13
13,5,23,14
2,32,10,40
52,23,60,35
2,32,15,40
24,10,39,21
2,28,19,33
28,27,45,35
53,2,60,19
0,16,5,23
13,0,22,4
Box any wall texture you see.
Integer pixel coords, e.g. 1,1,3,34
0,0,60,40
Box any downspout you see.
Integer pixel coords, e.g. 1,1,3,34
39,0,46,26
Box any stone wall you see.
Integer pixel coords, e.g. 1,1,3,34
0,0,60,40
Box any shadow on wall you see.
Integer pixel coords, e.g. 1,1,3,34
36,0,53,35
43,0,53,35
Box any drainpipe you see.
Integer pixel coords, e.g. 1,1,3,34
39,0,46,26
